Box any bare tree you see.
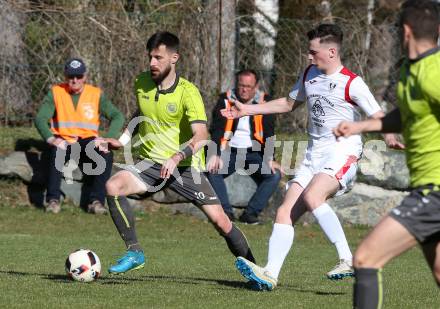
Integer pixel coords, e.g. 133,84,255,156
220,0,237,92
253,0,279,91
365,0,375,50
0,0,30,124
1,0,404,135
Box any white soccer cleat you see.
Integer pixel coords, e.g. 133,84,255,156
327,259,354,280
235,257,277,291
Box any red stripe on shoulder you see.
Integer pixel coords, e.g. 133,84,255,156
339,67,358,106
302,64,314,86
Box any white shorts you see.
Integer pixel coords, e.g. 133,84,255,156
287,136,362,196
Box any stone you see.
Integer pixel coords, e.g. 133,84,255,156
0,149,412,226
0,151,33,182
60,179,83,206
328,183,408,226
358,141,410,190
152,188,189,203
224,172,257,207
260,179,287,219
166,202,208,221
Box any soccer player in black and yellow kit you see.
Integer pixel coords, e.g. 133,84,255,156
334,1,440,308
100,31,255,274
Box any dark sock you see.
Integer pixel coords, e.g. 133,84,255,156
107,195,142,252
354,268,383,309
223,224,256,263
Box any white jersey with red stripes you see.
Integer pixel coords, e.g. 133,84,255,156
289,65,381,140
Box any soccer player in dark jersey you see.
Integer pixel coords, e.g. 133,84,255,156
100,31,255,274
333,1,440,308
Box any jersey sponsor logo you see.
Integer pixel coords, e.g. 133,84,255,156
142,117,176,127
329,82,337,91
311,117,325,124
307,94,334,107
309,79,317,84
312,100,325,117
166,102,177,114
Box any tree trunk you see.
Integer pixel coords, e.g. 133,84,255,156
365,0,375,50
0,0,31,123
253,0,279,91
220,0,237,92
198,0,221,116
71,0,98,84
271,0,310,133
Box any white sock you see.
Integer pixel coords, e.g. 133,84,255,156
312,203,352,262
264,223,294,279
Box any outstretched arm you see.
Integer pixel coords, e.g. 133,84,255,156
368,110,405,149
221,96,302,119
334,108,403,137
95,109,141,152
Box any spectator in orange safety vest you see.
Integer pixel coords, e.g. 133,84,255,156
207,69,282,224
34,58,124,214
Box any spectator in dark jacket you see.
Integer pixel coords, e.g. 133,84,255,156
207,69,282,224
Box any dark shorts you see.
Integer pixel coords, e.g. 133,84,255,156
389,185,440,244
122,160,219,207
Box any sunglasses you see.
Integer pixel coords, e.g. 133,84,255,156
67,74,84,80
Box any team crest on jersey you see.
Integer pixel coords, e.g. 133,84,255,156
329,83,337,91
166,102,177,114
82,103,95,120
312,100,325,117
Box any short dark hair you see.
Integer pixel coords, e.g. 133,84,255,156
307,24,343,46
399,0,439,42
146,31,179,53
236,69,260,84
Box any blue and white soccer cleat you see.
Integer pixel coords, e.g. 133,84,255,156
326,259,354,280
108,250,145,274
235,257,277,291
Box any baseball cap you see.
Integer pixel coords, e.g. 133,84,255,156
64,58,86,76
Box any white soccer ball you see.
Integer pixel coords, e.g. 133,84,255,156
65,249,101,282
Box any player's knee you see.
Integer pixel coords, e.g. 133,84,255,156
210,211,231,234
275,203,292,222
353,247,372,268
105,180,117,196
301,191,320,210
106,177,123,196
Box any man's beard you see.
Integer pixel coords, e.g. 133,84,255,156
151,65,172,84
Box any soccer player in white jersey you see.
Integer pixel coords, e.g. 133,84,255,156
221,23,400,291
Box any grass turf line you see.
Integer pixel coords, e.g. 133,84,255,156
0,207,439,308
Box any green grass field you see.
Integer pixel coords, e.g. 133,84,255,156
0,205,439,309
0,126,437,308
